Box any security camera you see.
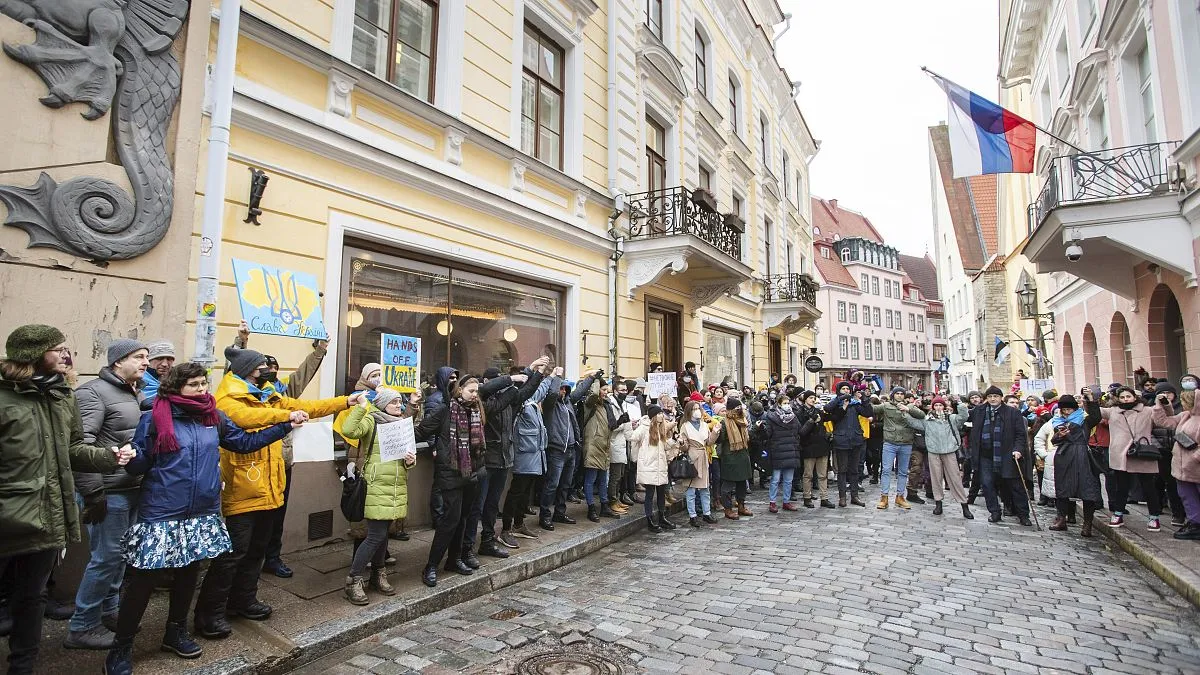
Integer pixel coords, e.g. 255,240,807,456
1065,242,1083,262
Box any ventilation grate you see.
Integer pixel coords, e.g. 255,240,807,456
490,608,527,620
307,510,333,541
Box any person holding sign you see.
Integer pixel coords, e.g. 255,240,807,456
338,388,415,606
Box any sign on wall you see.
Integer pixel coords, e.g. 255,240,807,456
231,259,329,339
381,333,421,393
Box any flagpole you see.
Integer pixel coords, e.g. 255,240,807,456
921,66,1089,155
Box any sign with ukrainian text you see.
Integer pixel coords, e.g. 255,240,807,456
381,333,420,393
231,259,329,340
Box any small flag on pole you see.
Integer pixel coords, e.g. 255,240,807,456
925,69,1036,177
995,337,1012,366
1026,342,1045,368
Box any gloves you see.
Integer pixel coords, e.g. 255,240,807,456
81,491,108,525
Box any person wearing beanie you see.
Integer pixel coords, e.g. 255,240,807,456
141,340,177,403
677,361,699,400
338,388,415,606
967,385,1032,525
903,396,973,519
798,391,836,509
63,339,150,650
194,348,359,639
824,380,874,507
875,387,925,510
1041,393,1102,536
1085,386,1164,532
539,369,598,531
501,368,561,545
717,398,753,519
633,404,675,532
1153,374,1200,539
1,325,133,673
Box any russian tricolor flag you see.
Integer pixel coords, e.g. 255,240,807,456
931,73,1036,177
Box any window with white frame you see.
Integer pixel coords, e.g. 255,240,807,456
887,340,895,361
851,337,860,360
795,171,805,207
873,307,881,326
837,301,846,322
897,341,904,362
841,248,851,263
646,0,663,39
860,273,868,290
910,343,917,363
893,280,900,297
1136,42,1158,142
1077,0,1096,42
521,23,565,169
885,310,893,329
694,29,708,98
728,74,741,137
782,152,790,200
917,315,924,332
351,0,439,102
839,335,848,359
919,343,926,363
1055,33,1070,93
758,113,770,168
1088,102,1109,150
884,280,892,298
849,303,858,323
908,313,915,331
871,276,879,295
875,339,883,359
864,339,873,360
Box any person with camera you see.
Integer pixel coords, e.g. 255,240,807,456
874,387,923,510
1085,386,1163,531
1151,381,1188,525
717,398,753,519
967,386,1032,525
757,395,801,514
797,391,835,509
1151,374,1200,539
581,379,621,522
904,396,973,519
825,381,873,507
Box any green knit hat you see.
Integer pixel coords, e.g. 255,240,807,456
5,324,66,364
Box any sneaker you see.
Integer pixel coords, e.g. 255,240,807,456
498,531,520,549
1108,514,1125,528
64,625,116,650
1147,518,1161,532
1173,523,1200,540
512,524,539,539
1171,515,1186,527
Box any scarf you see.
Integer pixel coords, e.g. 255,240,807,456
152,393,220,454
1051,408,1085,429
449,399,484,478
370,408,404,427
29,373,64,392
776,407,795,423
236,375,273,403
725,409,748,451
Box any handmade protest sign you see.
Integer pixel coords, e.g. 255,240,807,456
377,417,416,464
380,334,420,393
231,259,328,339
646,372,676,399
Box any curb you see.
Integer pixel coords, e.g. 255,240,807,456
1092,513,1200,609
185,503,681,675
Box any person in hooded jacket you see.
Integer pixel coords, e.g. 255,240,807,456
633,404,676,532
581,379,621,521
798,391,836,509
1086,386,1163,531
424,367,458,527
758,396,802,513
469,359,548,560
1152,374,1200,539
825,381,873,507
501,370,559,545
539,370,596,530
904,397,973,519
103,363,296,675
717,398,753,519
1151,380,1188,524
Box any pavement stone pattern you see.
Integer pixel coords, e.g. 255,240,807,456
292,486,1200,674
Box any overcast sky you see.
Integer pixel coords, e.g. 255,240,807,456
777,0,1000,256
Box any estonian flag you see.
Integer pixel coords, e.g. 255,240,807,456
1025,342,1044,367
994,337,1011,366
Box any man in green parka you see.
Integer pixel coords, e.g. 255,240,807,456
0,325,133,674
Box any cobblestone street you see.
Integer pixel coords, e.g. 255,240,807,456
293,486,1200,675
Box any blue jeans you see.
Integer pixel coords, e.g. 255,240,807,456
769,468,795,504
70,491,137,632
880,442,913,497
540,447,576,520
583,468,608,505
685,487,711,517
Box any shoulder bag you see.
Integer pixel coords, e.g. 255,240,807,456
1119,413,1161,460
340,424,375,522
1174,429,1198,451
668,447,698,481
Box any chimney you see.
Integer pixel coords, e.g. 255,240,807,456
829,199,837,210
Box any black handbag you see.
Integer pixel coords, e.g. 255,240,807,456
1175,429,1198,451
668,450,698,481
339,427,374,521
1126,436,1162,461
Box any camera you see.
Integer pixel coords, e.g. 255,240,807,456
1065,242,1083,262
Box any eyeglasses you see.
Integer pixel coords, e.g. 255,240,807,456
46,347,72,356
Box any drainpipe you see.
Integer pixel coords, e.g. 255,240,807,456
772,13,792,46
193,0,242,367
607,198,625,379
606,1,620,194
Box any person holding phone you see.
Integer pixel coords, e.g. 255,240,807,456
1152,374,1200,539
1085,386,1162,531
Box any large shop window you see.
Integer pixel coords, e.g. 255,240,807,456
704,324,743,387
339,249,562,395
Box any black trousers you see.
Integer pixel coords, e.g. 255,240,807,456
195,508,276,619
0,549,58,674
265,464,293,564
1055,497,1099,518
1112,470,1163,516
1159,449,1186,518
835,445,863,498
117,563,203,641
502,473,537,530
428,482,479,567
472,467,509,549
642,484,667,519
720,479,747,508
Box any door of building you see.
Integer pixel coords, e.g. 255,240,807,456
768,335,782,382
646,300,681,375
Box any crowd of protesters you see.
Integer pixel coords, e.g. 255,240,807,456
4,321,1200,675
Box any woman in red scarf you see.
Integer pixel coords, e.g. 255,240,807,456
104,363,297,675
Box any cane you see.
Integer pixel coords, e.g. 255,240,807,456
1012,454,1042,531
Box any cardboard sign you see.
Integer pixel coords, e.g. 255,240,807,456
377,417,416,463
1020,378,1055,397
646,372,676,400
380,334,420,393
231,259,328,339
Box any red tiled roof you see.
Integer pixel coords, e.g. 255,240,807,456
928,125,998,272
898,253,940,300
811,197,885,244
812,242,858,288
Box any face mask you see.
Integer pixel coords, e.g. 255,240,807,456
616,392,627,403
691,409,702,421
779,403,792,412
1118,401,1138,410
1183,380,1198,391
367,376,381,388
260,371,278,384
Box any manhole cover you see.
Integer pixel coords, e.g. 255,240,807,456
516,650,624,675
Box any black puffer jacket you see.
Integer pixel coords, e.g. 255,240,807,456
73,367,144,496
760,409,802,469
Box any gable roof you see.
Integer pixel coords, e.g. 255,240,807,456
929,125,999,272
811,197,885,244
812,242,858,289
898,253,940,300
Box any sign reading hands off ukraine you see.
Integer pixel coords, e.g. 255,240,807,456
231,259,329,340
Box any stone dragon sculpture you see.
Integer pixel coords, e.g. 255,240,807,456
0,0,190,261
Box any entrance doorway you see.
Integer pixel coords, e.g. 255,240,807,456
768,335,782,382
646,299,681,375
1150,284,1189,383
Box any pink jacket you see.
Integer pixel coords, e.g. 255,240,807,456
1100,404,1159,474
1152,397,1200,483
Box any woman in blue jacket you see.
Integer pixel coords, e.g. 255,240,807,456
104,363,296,675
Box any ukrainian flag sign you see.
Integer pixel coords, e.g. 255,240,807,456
231,259,329,340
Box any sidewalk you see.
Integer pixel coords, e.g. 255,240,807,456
1086,501,1200,608
3,496,679,675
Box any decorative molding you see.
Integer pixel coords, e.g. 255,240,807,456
355,104,437,150
762,308,816,335
0,0,191,260
327,67,356,117
444,126,466,166
690,281,743,315
574,190,587,218
637,24,689,109
512,160,528,192
626,252,691,299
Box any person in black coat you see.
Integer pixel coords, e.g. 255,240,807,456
798,391,836,508
967,386,1032,525
824,381,873,507
757,395,802,512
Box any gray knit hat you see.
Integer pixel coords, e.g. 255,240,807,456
373,387,402,411
107,338,147,366
224,346,267,378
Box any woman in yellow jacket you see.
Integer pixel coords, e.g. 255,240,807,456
193,347,358,640
339,388,414,605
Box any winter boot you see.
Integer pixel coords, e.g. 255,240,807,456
961,503,974,519
103,638,134,675
600,503,620,518
906,490,926,505
161,620,202,659
932,501,943,516
769,501,779,514
894,495,911,510
370,568,396,596
877,495,889,510
659,514,678,530
724,506,739,520
646,516,662,533
737,501,753,517
344,575,369,606
1081,504,1095,538
587,504,600,522
838,494,847,508
689,516,701,528
803,498,815,508
1049,516,1068,531
850,495,867,507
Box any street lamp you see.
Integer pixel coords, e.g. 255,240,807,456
958,344,976,364
1016,279,1055,326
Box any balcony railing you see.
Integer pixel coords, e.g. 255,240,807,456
627,186,742,260
763,273,819,306
1027,141,1179,234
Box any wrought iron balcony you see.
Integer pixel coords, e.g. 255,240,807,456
1028,141,1179,234
627,186,742,260
763,273,819,306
